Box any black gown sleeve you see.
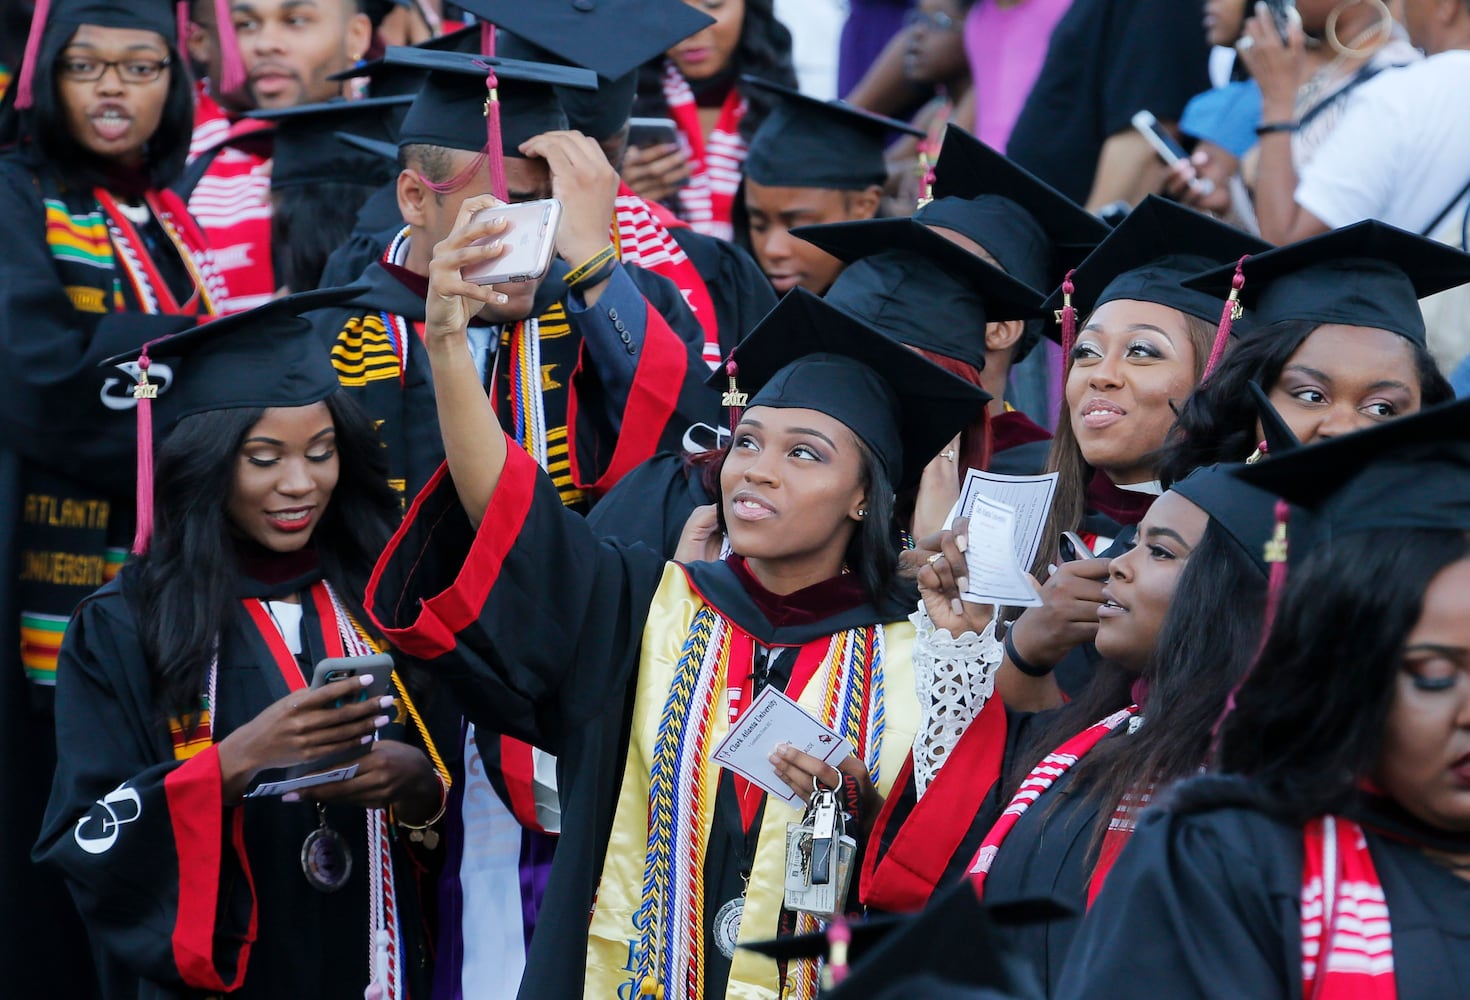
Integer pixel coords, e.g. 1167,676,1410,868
32,587,255,993
366,443,671,754
1056,804,1299,999
585,450,712,558
0,161,194,492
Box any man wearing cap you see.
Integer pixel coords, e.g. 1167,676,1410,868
178,0,373,312
738,79,923,296
314,48,716,512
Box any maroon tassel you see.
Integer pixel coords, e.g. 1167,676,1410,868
1209,498,1289,755
1202,255,1249,380
824,918,851,988
478,22,509,203
130,353,160,555
1056,268,1077,402
721,358,746,435
214,0,247,96
13,0,51,110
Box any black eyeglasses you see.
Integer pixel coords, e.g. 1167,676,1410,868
57,56,172,84
904,9,961,31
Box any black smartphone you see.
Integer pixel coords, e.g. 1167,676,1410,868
627,116,680,150
1059,531,1093,563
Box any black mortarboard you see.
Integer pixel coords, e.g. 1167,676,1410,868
927,125,1111,286
1235,394,1470,537
741,884,1057,999
1170,463,1285,577
15,0,181,109
742,78,923,191
388,47,595,154
794,217,1046,371
456,0,713,83
1181,220,1470,347
710,289,991,490
102,286,366,427
1040,196,1269,333
1247,380,1300,459
246,96,413,190
336,132,399,164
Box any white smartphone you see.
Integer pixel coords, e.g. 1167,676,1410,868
463,197,563,286
1132,110,1215,197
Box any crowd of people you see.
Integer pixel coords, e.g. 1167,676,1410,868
1,0,1469,997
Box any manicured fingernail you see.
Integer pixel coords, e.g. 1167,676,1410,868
374,715,390,728
492,216,505,225
955,534,967,553
361,733,375,744
956,576,969,592
1047,564,1059,576
359,674,374,686
379,695,395,709
489,239,502,250
952,598,965,617
496,293,509,304
768,753,781,765
282,792,301,802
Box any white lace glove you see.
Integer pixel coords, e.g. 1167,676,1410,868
909,606,1002,800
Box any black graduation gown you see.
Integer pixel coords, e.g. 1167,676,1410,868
585,449,715,556
0,155,204,994
367,450,912,999
33,572,437,1000
668,226,778,360
1057,776,1470,1000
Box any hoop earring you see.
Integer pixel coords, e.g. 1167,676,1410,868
1325,0,1393,59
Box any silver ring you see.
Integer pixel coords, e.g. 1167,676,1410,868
927,552,944,566
942,448,957,462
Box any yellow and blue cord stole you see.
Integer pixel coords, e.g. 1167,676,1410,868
585,566,917,999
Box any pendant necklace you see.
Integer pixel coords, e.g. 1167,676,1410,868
301,802,354,892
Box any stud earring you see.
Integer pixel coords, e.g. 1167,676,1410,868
857,507,867,518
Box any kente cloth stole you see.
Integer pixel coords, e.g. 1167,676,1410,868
1300,815,1396,1000
497,303,581,508
612,187,721,369
661,62,746,242
585,566,918,1000
42,176,224,317
967,705,1139,893
168,582,408,1000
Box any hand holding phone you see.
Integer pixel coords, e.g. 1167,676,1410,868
310,652,396,706
1132,110,1216,198
1058,531,1094,564
627,116,680,150
462,199,563,287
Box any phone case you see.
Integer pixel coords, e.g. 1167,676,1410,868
463,198,563,286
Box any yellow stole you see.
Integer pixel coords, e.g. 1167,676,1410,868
585,566,917,1000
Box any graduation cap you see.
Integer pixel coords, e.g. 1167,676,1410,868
101,286,368,554
246,96,414,190
456,0,712,82
743,78,924,191
1181,220,1470,347
327,25,487,100
741,883,1058,998
388,46,595,155
1234,394,1470,538
927,125,1111,287
1169,463,1287,578
1041,196,1270,331
1247,380,1300,460
709,288,991,491
14,0,182,109
794,217,1047,371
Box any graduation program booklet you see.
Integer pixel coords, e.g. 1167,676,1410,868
941,469,1058,608
711,687,857,806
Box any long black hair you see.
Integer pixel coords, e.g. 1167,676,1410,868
1066,518,1268,849
1217,529,1470,823
135,392,400,720
634,0,797,142
1158,321,1453,488
0,19,195,189
271,181,384,293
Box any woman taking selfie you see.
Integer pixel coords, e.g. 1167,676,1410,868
34,291,447,1000
624,0,797,239
364,194,991,999
1061,398,1470,999
1159,222,1467,485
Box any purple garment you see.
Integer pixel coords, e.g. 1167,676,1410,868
964,0,1074,152
837,0,913,98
